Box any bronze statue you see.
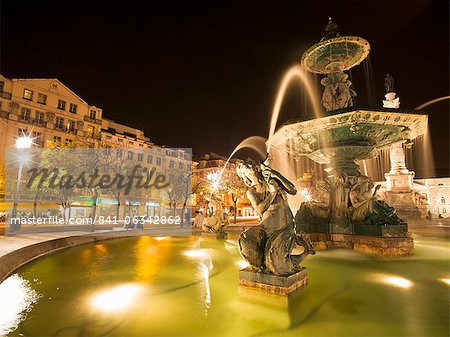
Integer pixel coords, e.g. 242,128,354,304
384,73,394,93
236,159,315,276
202,194,229,233
321,73,356,111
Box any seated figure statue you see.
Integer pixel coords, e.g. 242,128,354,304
349,175,406,226
202,194,229,233
236,159,315,276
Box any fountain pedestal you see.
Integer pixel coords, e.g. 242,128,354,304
239,268,308,295
201,231,227,239
384,142,422,218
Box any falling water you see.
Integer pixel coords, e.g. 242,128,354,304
415,96,450,110
362,56,376,107
218,136,267,182
405,127,436,178
266,65,322,153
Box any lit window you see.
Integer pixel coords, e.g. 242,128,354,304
67,120,76,133
37,93,47,104
86,126,94,137
69,103,77,113
57,99,66,110
23,89,33,100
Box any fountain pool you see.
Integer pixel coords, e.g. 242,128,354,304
1,234,449,337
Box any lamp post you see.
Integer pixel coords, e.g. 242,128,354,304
9,136,32,235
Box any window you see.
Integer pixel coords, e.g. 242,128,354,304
32,132,42,146
179,163,184,170
138,153,143,162
86,126,94,137
147,155,153,164
37,93,47,104
169,160,174,168
89,110,96,120
23,89,33,100
55,117,64,130
35,111,45,125
116,149,123,158
441,197,446,204
57,99,66,110
69,103,77,113
65,138,73,146
67,120,76,133
0,81,4,93
53,135,62,143
20,107,31,121
18,128,27,136
127,151,134,160
156,157,162,166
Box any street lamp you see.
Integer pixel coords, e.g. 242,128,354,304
9,136,33,235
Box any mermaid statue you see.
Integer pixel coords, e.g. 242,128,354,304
236,159,315,276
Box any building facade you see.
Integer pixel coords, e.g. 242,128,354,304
0,75,191,221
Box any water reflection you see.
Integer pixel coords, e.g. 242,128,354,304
0,274,40,336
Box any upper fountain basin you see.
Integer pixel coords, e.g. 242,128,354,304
301,36,370,74
270,108,428,164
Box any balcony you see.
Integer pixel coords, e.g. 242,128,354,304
0,110,9,119
84,115,102,125
0,91,12,99
54,125,77,135
31,118,47,127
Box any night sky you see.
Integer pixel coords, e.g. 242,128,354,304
1,0,448,175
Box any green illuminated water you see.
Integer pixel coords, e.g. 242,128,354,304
3,234,449,337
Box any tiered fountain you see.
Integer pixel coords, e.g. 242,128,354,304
269,19,428,256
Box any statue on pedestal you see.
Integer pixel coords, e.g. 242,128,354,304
202,194,228,233
383,73,400,108
236,159,315,276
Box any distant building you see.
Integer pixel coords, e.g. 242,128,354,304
0,74,191,220
193,152,256,219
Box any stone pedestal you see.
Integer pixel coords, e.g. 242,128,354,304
384,142,421,218
201,231,227,239
305,232,414,257
383,92,400,109
239,268,308,295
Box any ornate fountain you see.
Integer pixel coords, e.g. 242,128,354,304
270,19,428,256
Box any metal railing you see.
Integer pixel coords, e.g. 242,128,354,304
0,91,12,99
84,115,102,124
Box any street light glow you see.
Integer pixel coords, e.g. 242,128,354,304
15,136,33,149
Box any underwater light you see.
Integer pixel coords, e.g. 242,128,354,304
383,276,413,289
90,284,142,312
183,249,209,258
